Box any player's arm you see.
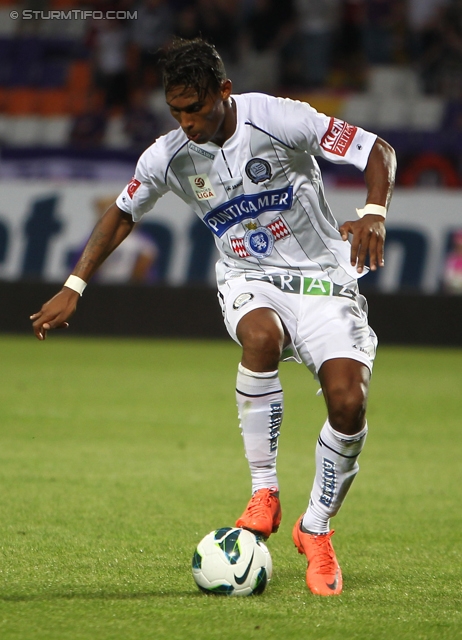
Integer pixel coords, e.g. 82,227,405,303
339,137,396,273
30,203,135,340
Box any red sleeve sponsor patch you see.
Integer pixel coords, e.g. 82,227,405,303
320,117,357,157
127,177,141,199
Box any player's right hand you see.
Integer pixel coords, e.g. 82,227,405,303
30,287,80,340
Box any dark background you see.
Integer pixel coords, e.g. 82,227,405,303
3,281,461,346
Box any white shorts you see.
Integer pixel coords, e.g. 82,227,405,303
218,273,377,377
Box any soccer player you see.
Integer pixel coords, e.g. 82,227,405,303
31,38,396,596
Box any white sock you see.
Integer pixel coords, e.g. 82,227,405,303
302,420,368,534
236,363,283,494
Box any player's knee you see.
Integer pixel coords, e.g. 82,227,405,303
240,324,283,370
237,308,285,371
325,384,367,435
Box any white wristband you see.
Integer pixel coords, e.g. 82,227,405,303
64,275,87,296
356,203,387,219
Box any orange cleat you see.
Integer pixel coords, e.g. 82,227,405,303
292,515,343,596
236,488,281,539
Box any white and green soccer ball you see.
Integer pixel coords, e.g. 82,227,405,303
192,527,272,596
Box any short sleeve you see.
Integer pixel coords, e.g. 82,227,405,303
276,98,377,172
116,146,169,222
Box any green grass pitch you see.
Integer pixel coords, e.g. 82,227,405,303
0,335,461,639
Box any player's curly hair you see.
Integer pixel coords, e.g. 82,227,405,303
160,37,227,99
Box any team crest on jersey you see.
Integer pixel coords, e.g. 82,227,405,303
243,223,274,258
230,217,290,259
188,173,216,201
245,158,272,184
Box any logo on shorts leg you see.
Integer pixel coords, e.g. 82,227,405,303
352,343,375,359
233,293,254,310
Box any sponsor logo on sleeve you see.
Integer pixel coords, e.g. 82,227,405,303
320,118,357,157
188,174,216,201
127,177,141,199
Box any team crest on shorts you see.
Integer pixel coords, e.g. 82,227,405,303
245,158,272,184
233,292,254,309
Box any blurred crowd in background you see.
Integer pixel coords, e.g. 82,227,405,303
0,0,461,292
1,0,462,151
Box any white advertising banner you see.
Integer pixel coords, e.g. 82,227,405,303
0,181,460,293
328,189,462,293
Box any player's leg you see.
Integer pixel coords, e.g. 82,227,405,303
302,358,370,533
292,291,377,594
234,307,290,538
218,278,298,538
293,358,370,595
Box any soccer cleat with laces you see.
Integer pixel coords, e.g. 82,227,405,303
235,488,281,539
292,515,343,596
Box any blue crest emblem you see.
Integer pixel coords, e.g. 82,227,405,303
245,158,272,184
244,226,274,258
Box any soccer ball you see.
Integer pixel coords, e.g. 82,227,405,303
192,527,272,596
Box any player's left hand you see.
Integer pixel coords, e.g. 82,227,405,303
339,214,386,274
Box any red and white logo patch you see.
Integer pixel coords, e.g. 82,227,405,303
230,217,290,258
127,177,141,199
231,237,250,258
320,118,357,157
267,218,290,240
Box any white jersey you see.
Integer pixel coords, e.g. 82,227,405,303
116,92,376,287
